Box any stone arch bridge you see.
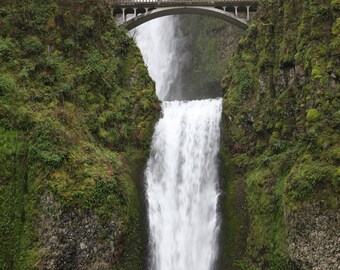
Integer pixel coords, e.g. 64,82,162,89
112,0,258,30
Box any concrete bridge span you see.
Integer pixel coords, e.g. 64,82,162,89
112,0,258,30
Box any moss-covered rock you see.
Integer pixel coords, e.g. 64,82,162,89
0,0,160,269
220,0,339,269
306,108,321,122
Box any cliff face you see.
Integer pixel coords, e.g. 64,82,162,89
220,0,339,269
0,0,160,269
176,15,242,100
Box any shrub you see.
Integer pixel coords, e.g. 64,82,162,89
285,161,336,202
0,38,16,61
306,108,321,122
21,36,43,56
0,74,16,95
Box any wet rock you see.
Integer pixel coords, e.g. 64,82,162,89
36,195,124,270
286,204,340,270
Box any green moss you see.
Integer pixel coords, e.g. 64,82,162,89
0,0,160,268
285,161,337,205
0,38,16,61
0,128,37,269
0,73,16,94
21,36,43,56
306,108,321,122
221,0,339,268
311,67,323,79
219,129,249,270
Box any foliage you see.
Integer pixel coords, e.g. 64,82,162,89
220,0,339,269
0,0,160,269
0,73,16,95
285,161,338,204
306,108,321,122
0,128,37,269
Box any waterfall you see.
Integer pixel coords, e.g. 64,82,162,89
133,15,222,270
145,99,222,270
133,16,187,100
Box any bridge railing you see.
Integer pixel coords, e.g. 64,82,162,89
112,0,257,4
113,0,257,26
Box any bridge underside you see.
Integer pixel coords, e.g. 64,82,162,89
118,6,249,30
113,2,257,30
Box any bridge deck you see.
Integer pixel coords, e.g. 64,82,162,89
112,0,258,7
112,0,257,30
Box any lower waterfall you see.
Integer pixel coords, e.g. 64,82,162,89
145,99,222,270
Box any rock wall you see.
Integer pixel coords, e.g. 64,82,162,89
176,15,242,100
0,0,160,269
220,0,339,269
37,195,122,269
287,204,340,270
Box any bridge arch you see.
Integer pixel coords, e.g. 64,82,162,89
117,6,249,30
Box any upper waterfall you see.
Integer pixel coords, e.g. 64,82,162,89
132,16,187,101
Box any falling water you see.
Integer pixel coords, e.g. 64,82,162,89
145,99,222,270
133,16,187,100
133,14,222,270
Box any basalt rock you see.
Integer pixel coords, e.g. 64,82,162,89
287,205,340,270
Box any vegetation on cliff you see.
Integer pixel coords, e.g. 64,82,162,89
220,0,339,269
0,0,159,269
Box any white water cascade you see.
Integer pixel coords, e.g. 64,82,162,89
133,14,222,270
133,16,186,100
145,99,222,270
